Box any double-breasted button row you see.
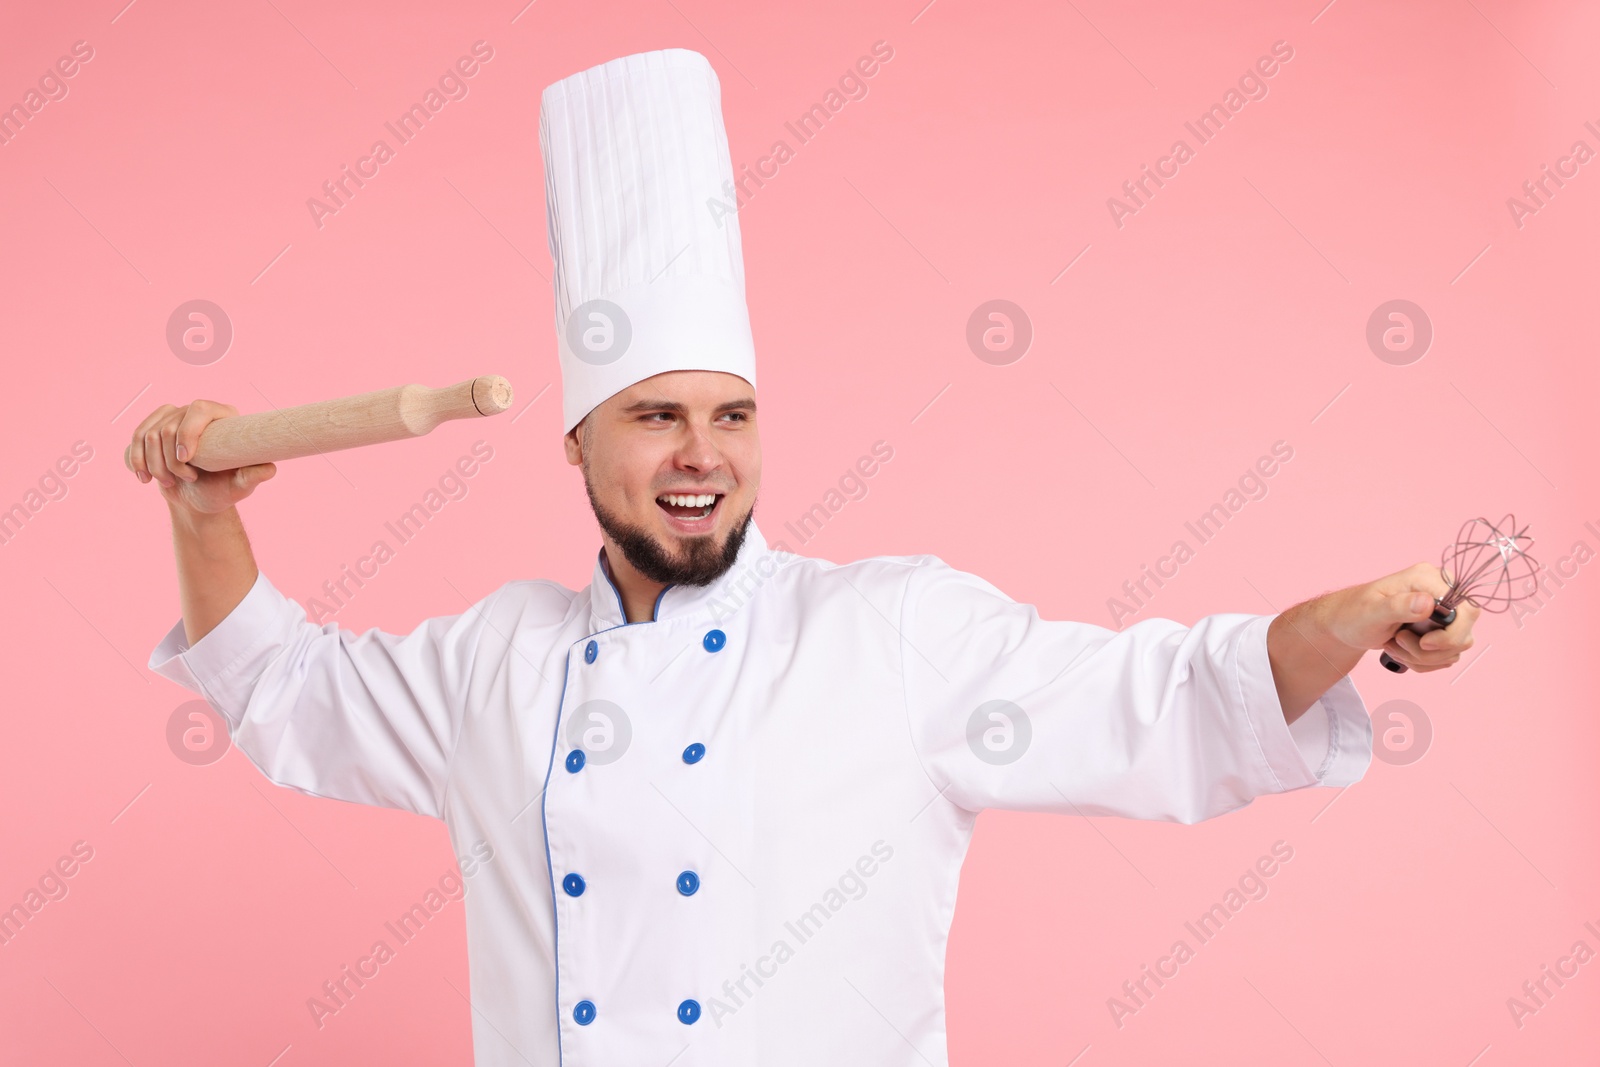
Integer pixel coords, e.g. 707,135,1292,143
561,863,704,1029
562,860,706,1028
564,740,708,774
564,627,723,1031
581,628,727,667
561,862,704,1027
560,869,699,897
570,998,701,1026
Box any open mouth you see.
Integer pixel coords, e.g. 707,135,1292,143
656,492,723,524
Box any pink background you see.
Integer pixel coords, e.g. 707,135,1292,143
2,0,1596,1063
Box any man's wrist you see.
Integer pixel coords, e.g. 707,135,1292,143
1267,591,1366,722
1302,588,1369,666
168,500,240,533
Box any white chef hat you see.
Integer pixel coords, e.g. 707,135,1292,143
539,48,757,436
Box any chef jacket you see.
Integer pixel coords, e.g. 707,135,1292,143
148,519,1373,1066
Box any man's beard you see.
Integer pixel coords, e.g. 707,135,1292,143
585,477,755,588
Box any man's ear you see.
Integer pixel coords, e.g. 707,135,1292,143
563,424,583,466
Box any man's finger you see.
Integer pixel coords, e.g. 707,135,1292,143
1392,629,1452,663
1418,599,1480,651
1418,620,1474,652
1383,638,1458,672
1383,637,1419,665
1390,630,1464,667
129,404,177,481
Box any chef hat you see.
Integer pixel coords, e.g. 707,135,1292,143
539,48,757,436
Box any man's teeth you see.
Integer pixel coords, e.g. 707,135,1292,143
659,494,718,507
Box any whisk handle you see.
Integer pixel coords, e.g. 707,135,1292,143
1379,604,1458,673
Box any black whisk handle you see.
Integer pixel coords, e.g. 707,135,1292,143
1379,604,1458,673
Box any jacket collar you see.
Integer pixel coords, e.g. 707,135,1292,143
589,519,773,630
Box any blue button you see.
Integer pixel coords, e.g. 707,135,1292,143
566,750,586,773
702,629,726,653
573,999,596,1025
678,999,701,1024
682,742,705,764
677,870,700,896
563,873,586,897
584,640,598,664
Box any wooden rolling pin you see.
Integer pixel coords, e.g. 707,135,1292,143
123,375,514,473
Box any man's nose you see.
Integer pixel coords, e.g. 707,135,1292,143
674,423,722,470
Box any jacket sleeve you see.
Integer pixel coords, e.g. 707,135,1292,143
899,558,1373,821
148,570,504,818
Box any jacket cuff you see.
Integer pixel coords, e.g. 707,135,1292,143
1232,613,1374,791
147,570,301,725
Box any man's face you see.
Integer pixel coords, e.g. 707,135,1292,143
564,370,761,587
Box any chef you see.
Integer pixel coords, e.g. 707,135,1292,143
136,47,1480,1067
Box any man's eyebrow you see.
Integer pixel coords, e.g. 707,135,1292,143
619,397,757,415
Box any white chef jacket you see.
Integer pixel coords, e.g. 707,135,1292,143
148,519,1372,1066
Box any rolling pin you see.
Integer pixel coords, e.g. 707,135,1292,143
123,375,514,472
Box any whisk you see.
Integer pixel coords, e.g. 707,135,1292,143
1380,515,1539,673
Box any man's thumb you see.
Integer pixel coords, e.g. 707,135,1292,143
1393,590,1435,622
233,462,277,488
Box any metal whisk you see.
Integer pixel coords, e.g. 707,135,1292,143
1380,515,1540,673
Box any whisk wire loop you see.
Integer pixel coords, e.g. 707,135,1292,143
1436,514,1538,614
